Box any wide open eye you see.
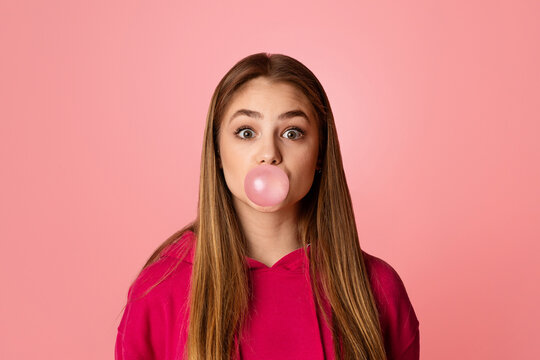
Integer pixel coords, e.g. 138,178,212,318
234,126,305,140
282,127,305,140
234,126,256,140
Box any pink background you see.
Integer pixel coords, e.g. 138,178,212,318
1,1,539,359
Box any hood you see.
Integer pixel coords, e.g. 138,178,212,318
160,230,311,272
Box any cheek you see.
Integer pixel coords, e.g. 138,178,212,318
299,142,319,168
290,152,318,186
222,157,239,179
221,153,246,192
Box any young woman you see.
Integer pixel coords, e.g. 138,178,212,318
115,53,420,360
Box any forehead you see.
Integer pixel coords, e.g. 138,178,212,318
223,78,316,122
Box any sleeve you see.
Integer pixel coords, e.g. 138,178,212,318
396,326,419,360
390,286,419,360
115,283,156,360
364,253,420,360
115,258,174,360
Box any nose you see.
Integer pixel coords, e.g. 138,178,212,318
257,133,282,165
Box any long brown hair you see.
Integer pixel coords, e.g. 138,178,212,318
136,53,387,360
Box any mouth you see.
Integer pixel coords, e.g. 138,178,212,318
243,164,290,207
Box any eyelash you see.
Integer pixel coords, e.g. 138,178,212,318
233,126,305,140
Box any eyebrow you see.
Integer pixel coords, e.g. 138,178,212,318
228,109,311,124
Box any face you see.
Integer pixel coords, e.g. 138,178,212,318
217,77,320,213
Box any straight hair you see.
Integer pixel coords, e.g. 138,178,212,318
136,53,387,360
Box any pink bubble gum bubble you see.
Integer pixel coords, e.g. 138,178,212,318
244,164,290,207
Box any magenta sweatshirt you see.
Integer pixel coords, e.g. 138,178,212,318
115,231,419,359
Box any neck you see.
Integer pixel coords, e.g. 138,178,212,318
232,197,302,267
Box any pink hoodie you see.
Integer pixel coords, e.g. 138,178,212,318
115,231,419,359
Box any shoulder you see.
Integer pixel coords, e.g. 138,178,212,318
361,250,418,322
127,230,195,303
362,251,409,302
361,250,420,359
116,231,195,358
